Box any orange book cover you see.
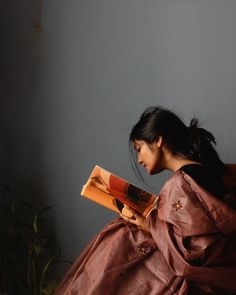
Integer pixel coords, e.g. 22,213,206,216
81,165,159,218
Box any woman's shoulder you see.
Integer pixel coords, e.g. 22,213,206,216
158,170,217,236
158,167,236,236
161,164,227,200
180,164,227,200
160,168,189,193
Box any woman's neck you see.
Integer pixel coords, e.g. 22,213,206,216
164,153,201,172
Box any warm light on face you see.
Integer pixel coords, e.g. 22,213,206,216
133,140,164,175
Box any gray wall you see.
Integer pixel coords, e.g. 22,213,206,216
2,0,236,264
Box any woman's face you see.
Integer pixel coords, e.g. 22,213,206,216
133,139,164,175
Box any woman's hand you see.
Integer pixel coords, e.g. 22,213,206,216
120,206,150,233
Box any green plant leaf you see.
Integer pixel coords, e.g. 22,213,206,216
40,257,54,293
32,243,43,256
41,280,57,295
33,215,38,233
0,196,65,294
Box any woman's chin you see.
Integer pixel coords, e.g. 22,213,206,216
146,167,154,175
149,167,164,175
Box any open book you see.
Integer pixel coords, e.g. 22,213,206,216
81,165,159,218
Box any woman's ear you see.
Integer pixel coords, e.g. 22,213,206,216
155,136,163,148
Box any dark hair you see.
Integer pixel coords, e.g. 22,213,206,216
129,106,226,177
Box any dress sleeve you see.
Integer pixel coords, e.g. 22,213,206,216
149,171,236,289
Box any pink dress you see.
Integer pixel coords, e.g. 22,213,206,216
55,170,236,294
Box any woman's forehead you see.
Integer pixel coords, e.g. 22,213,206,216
133,140,144,148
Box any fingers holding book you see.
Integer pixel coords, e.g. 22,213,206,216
120,205,150,233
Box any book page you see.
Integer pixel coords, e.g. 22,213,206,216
81,166,159,218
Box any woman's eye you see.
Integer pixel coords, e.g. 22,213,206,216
136,147,141,153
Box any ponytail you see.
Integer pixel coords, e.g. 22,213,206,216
188,118,226,177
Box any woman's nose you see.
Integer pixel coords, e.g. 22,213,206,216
138,155,143,165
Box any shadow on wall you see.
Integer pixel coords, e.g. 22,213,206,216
0,1,70,294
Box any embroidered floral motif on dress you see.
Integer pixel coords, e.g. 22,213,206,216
172,200,183,211
137,242,152,255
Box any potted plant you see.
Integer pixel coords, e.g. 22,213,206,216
0,185,66,295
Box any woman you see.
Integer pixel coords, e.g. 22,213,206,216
55,107,236,295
